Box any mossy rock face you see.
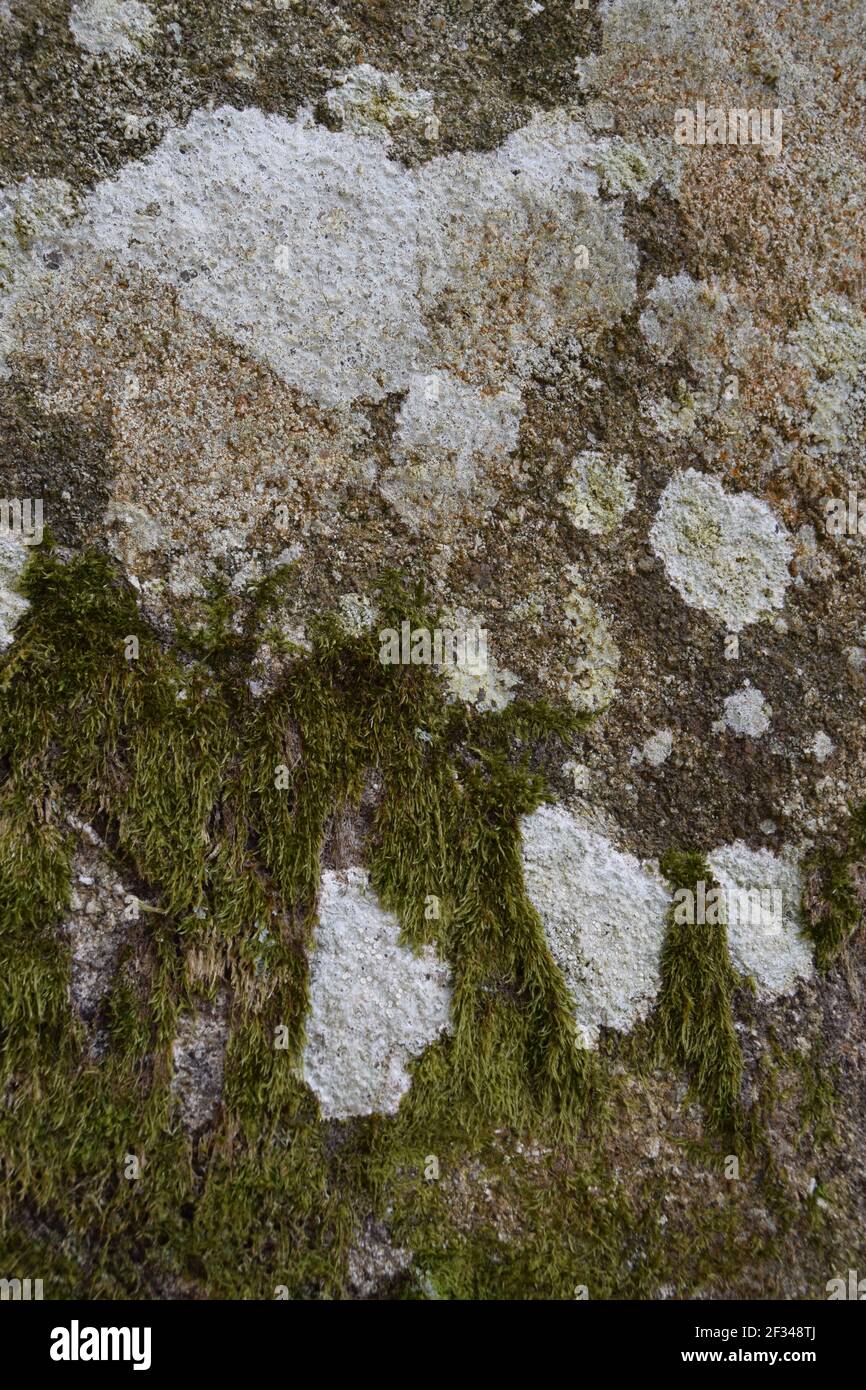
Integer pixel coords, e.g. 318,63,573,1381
1,0,865,1300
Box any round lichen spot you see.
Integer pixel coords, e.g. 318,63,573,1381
650,469,793,632
559,450,636,536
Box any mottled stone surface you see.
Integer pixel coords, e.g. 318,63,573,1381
1,0,865,1304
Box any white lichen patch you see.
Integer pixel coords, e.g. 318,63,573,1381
436,606,520,713
787,293,866,454
381,372,523,530
69,0,156,57
630,728,673,766
0,528,31,649
171,995,230,1134
54,101,638,415
649,469,793,632
559,449,636,535
721,684,771,738
809,731,835,763
324,65,436,146
336,591,378,638
72,107,425,408
707,842,813,999
559,571,620,714
302,869,452,1119
520,804,671,1048
639,273,731,374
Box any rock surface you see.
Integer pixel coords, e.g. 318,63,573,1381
0,0,863,1304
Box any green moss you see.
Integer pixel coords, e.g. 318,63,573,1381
653,848,744,1142
0,545,851,1299
803,802,866,970
0,544,595,1295
795,1044,840,1153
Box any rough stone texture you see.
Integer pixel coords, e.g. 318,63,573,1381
345,1217,413,1299
58,819,136,1027
0,0,864,1305
170,993,230,1134
0,525,29,647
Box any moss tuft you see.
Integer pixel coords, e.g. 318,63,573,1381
802,802,866,971
0,546,851,1298
654,848,744,1142
0,545,593,1295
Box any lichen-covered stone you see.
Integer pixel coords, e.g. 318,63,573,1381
721,684,771,738
0,526,29,648
68,0,157,59
0,0,864,1306
650,470,794,632
707,842,813,999
559,449,636,536
302,869,452,1119
521,804,671,1048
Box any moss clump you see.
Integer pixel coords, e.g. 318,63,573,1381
794,1041,840,1153
802,803,866,971
0,543,595,1296
653,848,744,1141
0,544,851,1299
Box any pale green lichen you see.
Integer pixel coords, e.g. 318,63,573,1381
788,294,866,453
560,571,620,714
559,450,636,536
649,470,793,633
324,65,438,145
